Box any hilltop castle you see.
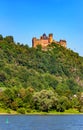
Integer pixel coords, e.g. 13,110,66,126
32,33,67,48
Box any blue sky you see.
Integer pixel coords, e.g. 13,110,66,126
0,0,83,56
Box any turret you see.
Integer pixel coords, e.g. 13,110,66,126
32,37,36,47
48,33,53,43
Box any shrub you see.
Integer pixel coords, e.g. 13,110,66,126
17,108,26,114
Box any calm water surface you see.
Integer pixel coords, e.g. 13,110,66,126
0,115,83,130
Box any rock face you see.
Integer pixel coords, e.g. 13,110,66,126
32,33,67,48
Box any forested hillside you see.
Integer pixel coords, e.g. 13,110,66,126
0,34,83,113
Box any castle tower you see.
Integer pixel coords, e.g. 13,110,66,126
32,37,36,47
48,33,53,43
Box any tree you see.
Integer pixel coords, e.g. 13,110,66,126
67,79,80,94
0,34,3,40
1,88,15,108
17,108,26,114
36,44,42,51
77,92,83,112
32,90,58,112
0,72,6,82
4,36,14,43
56,96,70,112
56,82,69,96
44,73,58,89
71,96,79,108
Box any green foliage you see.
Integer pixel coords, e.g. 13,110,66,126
4,36,14,43
0,71,6,82
77,93,83,112
56,96,70,112
32,90,58,112
0,34,83,113
17,108,26,114
0,34,3,40
71,97,79,108
66,79,80,94
56,82,69,95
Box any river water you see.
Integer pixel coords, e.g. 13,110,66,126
0,115,83,130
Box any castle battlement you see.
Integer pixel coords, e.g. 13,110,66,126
32,33,67,48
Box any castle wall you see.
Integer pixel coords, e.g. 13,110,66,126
59,40,66,47
32,38,49,48
32,38,40,47
40,39,49,47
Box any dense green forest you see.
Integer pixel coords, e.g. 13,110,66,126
0,34,83,114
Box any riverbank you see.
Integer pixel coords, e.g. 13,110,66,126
0,108,82,115
26,109,81,115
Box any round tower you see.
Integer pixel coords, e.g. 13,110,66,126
32,37,36,47
48,33,53,43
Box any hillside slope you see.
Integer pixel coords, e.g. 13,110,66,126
0,35,83,113
0,35,83,93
